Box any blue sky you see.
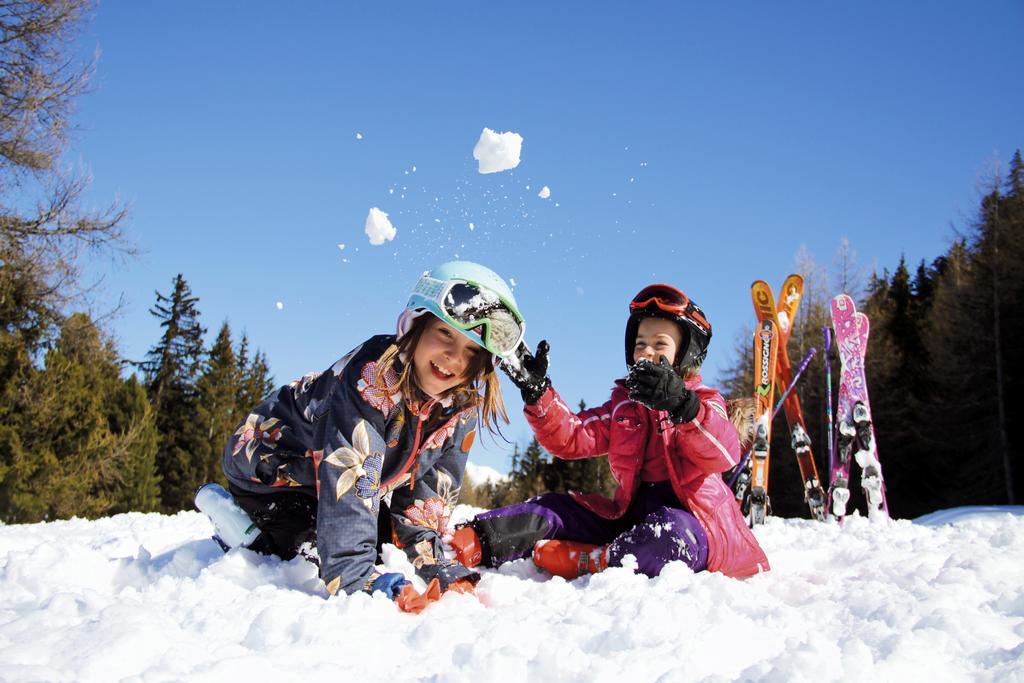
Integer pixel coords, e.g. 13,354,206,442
71,2,1022,472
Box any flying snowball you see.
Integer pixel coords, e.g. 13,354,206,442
473,127,523,174
365,207,396,245
538,186,551,199
276,301,284,310
355,132,363,140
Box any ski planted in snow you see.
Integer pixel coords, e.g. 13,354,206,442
751,276,827,521
743,318,779,526
729,345,817,498
829,294,889,521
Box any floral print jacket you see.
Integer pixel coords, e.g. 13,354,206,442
221,335,479,596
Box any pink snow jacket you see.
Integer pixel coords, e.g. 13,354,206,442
524,379,770,578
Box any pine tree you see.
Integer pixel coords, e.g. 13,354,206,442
1007,150,1024,200
235,334,275,418
923,160,1024,508
0,243,61,519
509,437,548,500
2,314,160,521
13,313,115,519
140,274,208,512
999,150,1024,503
141,275,205,413
246,350,275,405
862,258,941,517
920,241,976,508
106,375,161,514
0,242,49,516
968,173,1023,504
196,322,239,485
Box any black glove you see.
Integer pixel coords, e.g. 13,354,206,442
500,340,551,405
626,356,700,423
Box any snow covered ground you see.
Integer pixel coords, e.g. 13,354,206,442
1,506,1022,682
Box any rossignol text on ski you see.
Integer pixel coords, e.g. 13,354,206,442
743,318,779,526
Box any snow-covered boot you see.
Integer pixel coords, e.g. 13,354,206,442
532,540,608,579
450,526,483,568
194,483,261,550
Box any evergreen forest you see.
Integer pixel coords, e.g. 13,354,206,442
711,156,1024,519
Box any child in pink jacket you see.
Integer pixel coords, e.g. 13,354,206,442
452,284,769,579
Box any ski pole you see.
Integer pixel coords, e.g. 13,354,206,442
823,326,835,486
728,346,817,489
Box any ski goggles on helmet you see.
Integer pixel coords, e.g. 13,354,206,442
411,276,526,357
629,284,711,336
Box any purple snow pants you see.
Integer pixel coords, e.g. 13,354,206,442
470,480,709,577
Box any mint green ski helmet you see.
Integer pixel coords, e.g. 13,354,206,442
397,261,524,360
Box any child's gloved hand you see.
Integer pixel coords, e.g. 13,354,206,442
627,356,700,423
500,340,552,405
369,572,411,600
394,578,443,613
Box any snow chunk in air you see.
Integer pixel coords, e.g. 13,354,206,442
538,186,551,199
364,208,396,246
473,128,523,174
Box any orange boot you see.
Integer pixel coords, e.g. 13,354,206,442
450,526,483,568
532,540,608,579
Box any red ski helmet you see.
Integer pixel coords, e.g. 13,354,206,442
624,284,712,371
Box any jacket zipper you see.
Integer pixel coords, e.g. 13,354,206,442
380,400,431,490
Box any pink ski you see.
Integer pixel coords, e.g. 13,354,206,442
829,295,888,521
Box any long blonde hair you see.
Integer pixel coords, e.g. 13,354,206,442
376,313,509,433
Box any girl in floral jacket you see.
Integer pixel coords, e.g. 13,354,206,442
207,261,525,610
452,284,769,580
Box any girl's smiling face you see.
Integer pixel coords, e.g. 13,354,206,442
633,317,684,367
412,315,483,397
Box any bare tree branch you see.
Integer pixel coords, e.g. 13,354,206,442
0,0,132,336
